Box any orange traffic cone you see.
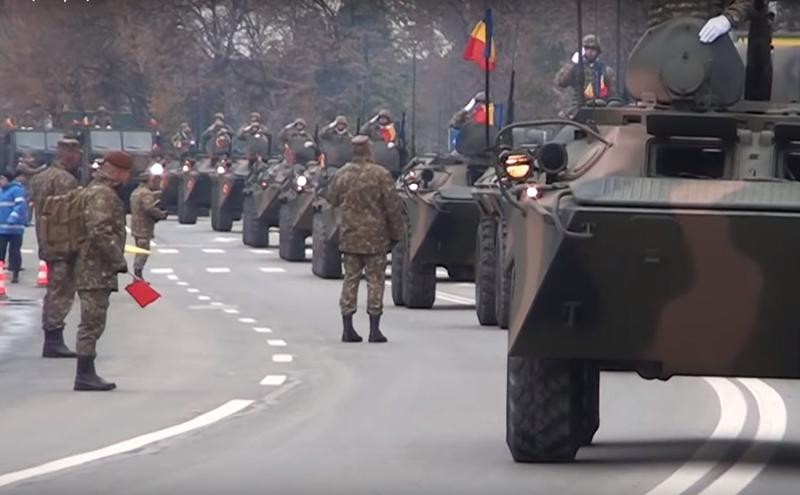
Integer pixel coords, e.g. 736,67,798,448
36,260,48,288
0,261,7,300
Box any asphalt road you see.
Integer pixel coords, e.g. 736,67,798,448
0,217,798,494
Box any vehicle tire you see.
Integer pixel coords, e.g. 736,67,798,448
577,363,600,447
475,215,498,326
496,218,513,329
211,204,234,232
278,204,306,261
177,178,197,225
506,356,582,463
311,211,342,279
391,237,406,307
242,196,269,247
402,216,436,309
447,265,474,282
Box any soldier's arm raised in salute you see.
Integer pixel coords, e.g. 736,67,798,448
84,189,127,271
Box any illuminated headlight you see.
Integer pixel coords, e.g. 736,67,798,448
503,154,532,180
149,162,165,176
303,141,314,149
260,180,268,189
182,164,191,173
525,185,539,199
408,182,420,192
296,175,309,187
216,165,226,174
91,160,101,170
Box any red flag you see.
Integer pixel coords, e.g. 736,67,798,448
463,19,497,71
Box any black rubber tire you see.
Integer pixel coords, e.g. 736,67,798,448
577,363,600,447
506,357,582,463
278,204,306,261
211,202,234,232
447,265,474,282
475,215,498,326
391,237,406,307
402,215,436,308
496,218,513,329
177,178,197,225
311,211,342,279
242,196,269,247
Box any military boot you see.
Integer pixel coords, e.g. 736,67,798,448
42,329,78,358
10,271,19,284
341,314,363,343
368,314,388,343
74,356,116,391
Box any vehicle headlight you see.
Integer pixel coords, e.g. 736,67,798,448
296,175,309,187
525,185,539,199
503,153,532,181
303,141,314,149
216,165,226,174
260,180,268,189
408,182,420,192
182,164,191,173
91,160,101,170
149,162,165,176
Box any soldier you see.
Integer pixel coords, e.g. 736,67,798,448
554,34,617,119
130,164,168,280
360,109,400,148
171,122,196,155
28,135,82,358
91,106,113,129
15,153,45,186
279,118,313,145
19,110,37,130
73,151,132,391
646,1,753,40
201,113,232,150
327,135,403,343
320,115,352,140
237,112,270,140
449,91,493,129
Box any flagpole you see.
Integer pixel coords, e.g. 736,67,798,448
484,7,492,151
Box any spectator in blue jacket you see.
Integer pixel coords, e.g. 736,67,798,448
0,171,28,283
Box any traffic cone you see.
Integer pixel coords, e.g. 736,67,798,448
36,260,48,288
0,262,7,300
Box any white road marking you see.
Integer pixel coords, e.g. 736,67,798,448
250,249,274,255
436,292,475,305
267,339,287,347
157,248,180,254
259,267,286,273
253,327,273,333
238,317,256,324
698,379,788,495
457,283,473,288
197,296,211,301
177,282,189,286
21,249,34,254
645,377,748,495
223,309,240,314
206,267,231,273
272,354,293,363
149,268,174,275
260,375,287,386
211,302,225,307
0,399,253,490
202,248,226,254
167,275,179,281
187,288,200,294
212,237,238,243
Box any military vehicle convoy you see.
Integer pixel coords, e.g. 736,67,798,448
391,122,490,309
277,136,320,261
499,13,794,463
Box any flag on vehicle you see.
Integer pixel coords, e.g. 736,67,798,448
463,10,497,71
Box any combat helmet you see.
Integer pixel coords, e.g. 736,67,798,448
582,34,601,52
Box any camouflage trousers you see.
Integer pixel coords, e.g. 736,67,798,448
42,259,77,332
76,289,111,357
133,237,150,273
340,253,387,316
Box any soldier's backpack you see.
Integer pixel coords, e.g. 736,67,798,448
38,188,85,259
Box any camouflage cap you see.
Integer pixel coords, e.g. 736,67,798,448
104,151,134,170
582,34,601,51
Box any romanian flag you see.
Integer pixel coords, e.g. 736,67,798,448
463,9,497,72
472,103,496,126
379,123,397,143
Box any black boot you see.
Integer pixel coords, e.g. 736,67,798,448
42,329,78,358
341,314,363,343
10,271,19,284
368,314,388,343
74,356,116,391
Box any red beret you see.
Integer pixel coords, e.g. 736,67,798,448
104,151,133,170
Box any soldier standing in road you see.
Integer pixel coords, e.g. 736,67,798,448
73,151,132,391
28,135,82,359
327,135,403,343
646,1,753,38
130,165,168,280
554,34,617,119
320,115,352,140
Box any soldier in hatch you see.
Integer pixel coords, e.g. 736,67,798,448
279,118,313,146
449,91,494,129
171,122,196,156
554,34,617,119
360,109,400,148
201,113,233,150
320,115,352,140
237,112,270,141
91,106,113,129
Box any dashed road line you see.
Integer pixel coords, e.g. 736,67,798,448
212,237,238,243
177,282,189,286
0,400,254,490
272,354,293,363
259,267,286,273
187,288,200,294
238,317,256,324
223,309,240,314
250,249,275,255
157,248,180,254
267,339,287,347
211,302,225,307
260,375,287,386
202,249,226,254
206,267,231,274
21,248,35,254
253,327,273,333
167,275,179,281
150,268,174,275
197,296,211,301
436,291,475,305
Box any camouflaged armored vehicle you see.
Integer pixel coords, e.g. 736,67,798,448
391,122,491,308
241,157,288,247
277,135,320,261
175,130,233,224
499,14,794,463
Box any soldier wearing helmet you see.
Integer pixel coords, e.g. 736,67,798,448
171,122,196,155
201,112,232,152
279,117,313,146
360,109,400,148
237,111,270,141
554,34,617,119
646,1,753,42
321,115,352,139
19,110,37,130
449,91,494,129
91,106,113,129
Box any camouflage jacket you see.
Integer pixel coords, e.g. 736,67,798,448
554,60,617,117
320,126,352,140
279,127,313,145
76,174,127,291
29,161,79,259
328,160,403,255
130,183,167,239
646,0,752,28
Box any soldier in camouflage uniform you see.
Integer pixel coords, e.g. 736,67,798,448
320,115,352,140
278,118,313,146
91,106,113,129
28,135,83,359
130,167,168,280
73,151,132,391
327,135,403,343
646,0,753,39
555,34,617,119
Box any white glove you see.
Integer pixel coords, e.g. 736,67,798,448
571,51,580,64
699,15,732,44
464,98,477,112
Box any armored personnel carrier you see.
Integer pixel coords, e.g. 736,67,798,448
499,14,795,463
391,122,491,308
241,157,287,247
277,136,320,261
175,130,232,224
